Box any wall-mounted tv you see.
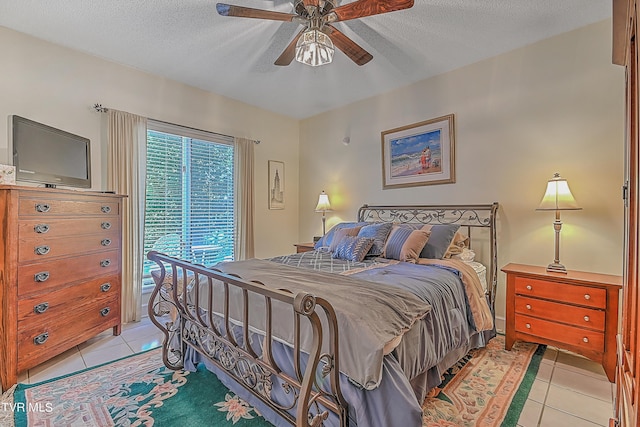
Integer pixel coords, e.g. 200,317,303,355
10,115,91,188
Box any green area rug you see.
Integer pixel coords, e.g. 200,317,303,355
10,349,270,427
1,334,542,426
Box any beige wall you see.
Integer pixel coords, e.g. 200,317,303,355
0,26,299,259
299,19,625,320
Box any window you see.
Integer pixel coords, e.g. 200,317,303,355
143,121,234,284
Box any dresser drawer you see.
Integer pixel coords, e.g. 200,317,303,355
18,217,120,240
515,313,604,353
515,295,605,331
17,250,120,296
18,197,120,217
17,275,120,323
17,295,120,371
514,276,606,309
18,231,120,263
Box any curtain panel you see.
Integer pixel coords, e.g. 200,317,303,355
107,110,147,323
234,137,255,260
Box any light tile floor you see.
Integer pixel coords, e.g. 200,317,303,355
18,319,614,426
517,346,614,427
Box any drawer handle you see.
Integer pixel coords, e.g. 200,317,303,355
100,307,111,317
584,315,590,322
34,224,50,234
101,206,111,214
33,332,49,345
584,294,591,300
525,323,531,329
525,304,532,310
100,282,112,292
34,245,50,256
583,337,589,343
526,285,532,291
35,203,51,213
34,271,50,282
101,222,111,230
101,239,112,247
100,259,111,268
34,302,49,314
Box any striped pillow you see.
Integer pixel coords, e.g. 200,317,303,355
382,226,431,263
332,236,375,262
328,226,363,253
356,222,393,257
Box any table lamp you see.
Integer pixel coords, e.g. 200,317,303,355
315,191,332,236
536,173,582,273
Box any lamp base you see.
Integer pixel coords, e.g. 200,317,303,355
546,262,568,274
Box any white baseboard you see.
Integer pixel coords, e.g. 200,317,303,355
494,315,505,334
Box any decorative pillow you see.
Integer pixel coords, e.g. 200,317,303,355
396,223,461,259
452,247,476,262
356,222,393,257
328,226,363,252
332,236,375,262
314,221,368,251
443,231,469,258
382,226,431,263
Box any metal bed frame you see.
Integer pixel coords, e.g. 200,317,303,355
147,203,499,427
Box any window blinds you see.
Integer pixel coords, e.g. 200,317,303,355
143,121,235,280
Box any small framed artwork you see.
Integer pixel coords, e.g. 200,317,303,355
381,114,455,189
0,164,16,185
268,160,285,210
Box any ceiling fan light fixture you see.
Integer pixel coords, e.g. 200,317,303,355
295,28,334,67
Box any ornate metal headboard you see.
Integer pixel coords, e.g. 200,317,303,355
357,203,499,310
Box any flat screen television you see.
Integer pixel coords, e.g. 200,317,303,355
10,115,91,188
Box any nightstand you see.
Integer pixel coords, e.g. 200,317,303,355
502,263,621,382
294,243,315,253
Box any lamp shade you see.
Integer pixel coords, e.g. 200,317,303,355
536,173,581,211
295,28,335,67
315,191,332,212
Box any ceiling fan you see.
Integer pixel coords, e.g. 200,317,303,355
216,0,414,67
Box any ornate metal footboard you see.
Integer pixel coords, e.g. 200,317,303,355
147,251,348,427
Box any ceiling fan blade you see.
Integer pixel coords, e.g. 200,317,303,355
216,3,298,22
328,0,414,22
324,25,373,66
274,28,305,66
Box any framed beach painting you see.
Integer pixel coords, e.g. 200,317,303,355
268,160,285,210
381,114,455,189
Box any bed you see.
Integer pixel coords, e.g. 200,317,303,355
147,203,499,427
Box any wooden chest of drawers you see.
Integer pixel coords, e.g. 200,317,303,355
0,186,124,390
502,263,621,382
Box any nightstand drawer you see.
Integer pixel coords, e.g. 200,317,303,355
515,296,605,331
514,276,606,309
515,313,604,353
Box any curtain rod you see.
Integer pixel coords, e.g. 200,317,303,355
92,103,261,144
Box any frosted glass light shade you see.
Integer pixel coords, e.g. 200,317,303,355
295,29,334,67
537,173,581,211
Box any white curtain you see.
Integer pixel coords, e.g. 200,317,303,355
107,110,147,323
234,137,255,260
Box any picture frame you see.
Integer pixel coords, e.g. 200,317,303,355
381,114,455,189
268,160,285,210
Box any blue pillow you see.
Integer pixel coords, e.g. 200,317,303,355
356,222,393,257
397,223,460,259
332,236,375,262
382,226,431,263
314,221,368,251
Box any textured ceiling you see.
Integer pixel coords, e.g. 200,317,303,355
0,1,611,119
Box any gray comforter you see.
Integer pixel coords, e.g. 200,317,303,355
213,258,432,390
